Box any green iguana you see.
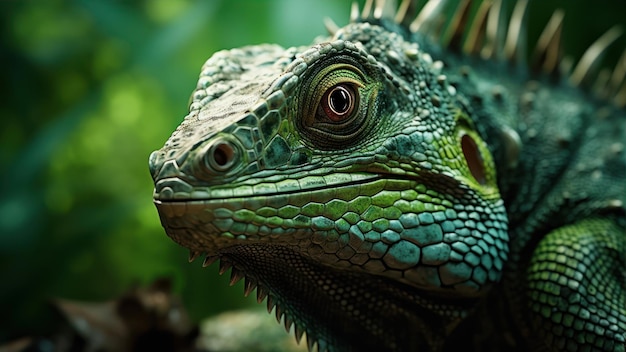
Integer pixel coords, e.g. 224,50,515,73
149,0,626,350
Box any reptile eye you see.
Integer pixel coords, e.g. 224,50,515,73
461,133,486,185
299,62,380,149
321,84,357,121
204,139,239,173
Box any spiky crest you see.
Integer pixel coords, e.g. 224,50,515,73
341,0,625,106
503,0,528,64
531,9,564,76
569,26,623,86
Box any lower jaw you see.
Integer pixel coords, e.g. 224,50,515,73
210,243,477,351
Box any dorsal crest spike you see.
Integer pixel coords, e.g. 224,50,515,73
362,0,374,19
463,0,492,55
481,0,504,59
350,1,360,22
503,0,529,64
608,49,626,97
324,17,340,36
570,26,624,87
442,0,472,52
394,0,413,25
593,68,612,98
374,0,396,19
409,0,448,34
531,9,565,76
616,79,626,107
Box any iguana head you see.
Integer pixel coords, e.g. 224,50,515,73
149,3,509,350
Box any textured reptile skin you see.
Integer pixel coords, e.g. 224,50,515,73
149,1,626,351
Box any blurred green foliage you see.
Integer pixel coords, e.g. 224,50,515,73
0,0,624,342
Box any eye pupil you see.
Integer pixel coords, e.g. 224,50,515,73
323,84,356,121
329,87,350,114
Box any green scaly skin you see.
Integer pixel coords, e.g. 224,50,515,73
149,2,626,351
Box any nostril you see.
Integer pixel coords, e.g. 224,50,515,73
205,140,238,172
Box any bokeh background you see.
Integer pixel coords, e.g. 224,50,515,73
1,0,625,342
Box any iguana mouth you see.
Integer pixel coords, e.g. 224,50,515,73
152,172,415,202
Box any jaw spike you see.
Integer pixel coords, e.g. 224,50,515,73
275,302,285,323
481,0,504,59
202,255,218,267
218,259,233,275
266,295,276,313
306,334,316,352
463,0,492,55
570,26,623,87
503,0,529,64
442,0,472,51
294,323,305,344
409,0,448,34
283,314,294,332
228,267,245,286
243,277,257,297
362,0,374,18
256,284,269,303
323,17,339,36
531,9,564,75
350,1,360,22
188,251,201,263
